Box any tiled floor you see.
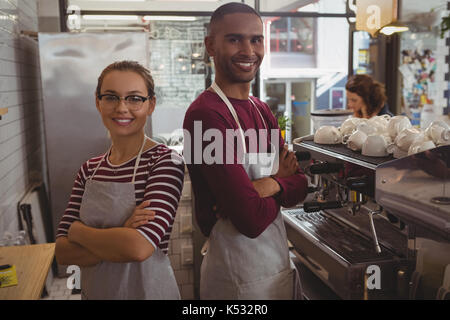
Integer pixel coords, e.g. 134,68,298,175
40,277,81,300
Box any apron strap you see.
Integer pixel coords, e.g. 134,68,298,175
211,83,270,154
211,82,247,154
248,97,268,130
90,151,108,181
249,97,275,153
89,135,148,184
131,135,148,184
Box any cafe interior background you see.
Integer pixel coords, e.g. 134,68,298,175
0,0,449,300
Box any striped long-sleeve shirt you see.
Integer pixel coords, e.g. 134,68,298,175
56,144,185,255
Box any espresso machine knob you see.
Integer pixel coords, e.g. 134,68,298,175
346,175,374,197
295,151,311,162
303,201,343,213
346,176,369,192
308,162,344,175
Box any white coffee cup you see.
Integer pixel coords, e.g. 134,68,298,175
368,120,388,135
425,121,450,145
387,115,412,139
440,128,450,145
362,134,389,157
368,115,390,129
395,127,424,152
386,143,408,159
345,130,368,151
340,118,363,136
408,140,436,155
357,121,378,136
381,132,393,145
314,126,342,144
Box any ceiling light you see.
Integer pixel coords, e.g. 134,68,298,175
0,14,17,21
82,27,147,31
142,16,196,21
379,21,409,36
82,15,139,21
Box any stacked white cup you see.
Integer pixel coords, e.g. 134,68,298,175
387,120,444,157
340,115,392,157
314,126,342,144
313,114,446,158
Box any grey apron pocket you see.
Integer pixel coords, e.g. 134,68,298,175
237,268,295,300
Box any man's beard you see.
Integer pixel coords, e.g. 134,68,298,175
224,62,259,84
214,56,260,84
229,73,257,83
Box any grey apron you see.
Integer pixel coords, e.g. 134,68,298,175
199,83,302,300
79,136,180,300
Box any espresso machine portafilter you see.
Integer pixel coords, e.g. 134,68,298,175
295,151,384,254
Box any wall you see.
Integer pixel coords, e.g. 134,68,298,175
149,18,209,137
0,0,47,238
437,25,450,115
445,1,450,114
37,0,60,32
399,0,449,117
168,169,195,299
316,76,348,110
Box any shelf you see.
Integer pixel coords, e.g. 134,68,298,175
0,108,8,120
294,141,394,171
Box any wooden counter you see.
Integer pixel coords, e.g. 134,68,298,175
0,243,55,300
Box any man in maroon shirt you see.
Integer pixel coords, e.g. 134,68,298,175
183,3,308,299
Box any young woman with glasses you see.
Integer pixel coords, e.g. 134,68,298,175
55,61,184,300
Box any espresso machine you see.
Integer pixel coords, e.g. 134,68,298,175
283,139,450,300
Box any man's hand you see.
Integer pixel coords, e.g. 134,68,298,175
124,200,156,229
274,145,299,178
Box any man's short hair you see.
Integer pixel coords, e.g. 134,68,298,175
209,3,262,35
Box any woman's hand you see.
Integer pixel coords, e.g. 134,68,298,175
55,236,102,267
274,145,299,178
123,200,156,229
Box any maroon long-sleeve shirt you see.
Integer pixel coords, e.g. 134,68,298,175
183,90,308,238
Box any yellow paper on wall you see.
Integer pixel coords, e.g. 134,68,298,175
0,265,18,288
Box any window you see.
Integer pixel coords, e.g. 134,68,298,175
268,17,315,54
259,0,347,14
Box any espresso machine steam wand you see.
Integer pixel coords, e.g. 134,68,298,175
303,162,383,254
345,176,382,254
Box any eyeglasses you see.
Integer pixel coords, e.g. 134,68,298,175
97,94,153,111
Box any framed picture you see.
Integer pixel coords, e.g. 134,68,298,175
330,87,346,109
